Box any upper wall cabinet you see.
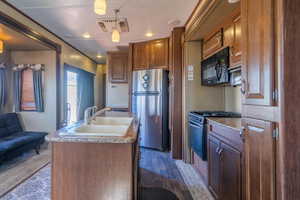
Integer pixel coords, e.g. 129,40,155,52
132,42,148,70
148,39,169,69
241,0,274,106
202,30,223,59
108,52,128,83
132,38,169,71
224,15,242,68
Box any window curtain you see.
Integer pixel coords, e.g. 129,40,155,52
13,68,22,112
13,64,44,112
77,70,95,120
0,64,6,112
32,65,44,112
64,64,95,121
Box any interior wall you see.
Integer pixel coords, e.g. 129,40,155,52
10,50,57,133
224,86,242,113
182,41,225,162
105,66,129,109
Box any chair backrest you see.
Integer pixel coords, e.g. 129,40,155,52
0,113,23,138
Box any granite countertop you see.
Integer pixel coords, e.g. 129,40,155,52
207,117,242,131
46,111,139,144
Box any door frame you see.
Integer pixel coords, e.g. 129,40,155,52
0,10,62,129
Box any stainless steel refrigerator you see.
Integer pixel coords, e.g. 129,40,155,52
132,69,169,151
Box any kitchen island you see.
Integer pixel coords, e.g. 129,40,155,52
46,111,140,200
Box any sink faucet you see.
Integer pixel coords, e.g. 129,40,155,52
84,106,98,125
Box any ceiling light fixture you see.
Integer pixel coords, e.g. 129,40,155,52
0,40,3,54
111,9,120,43
228,0,240,3
83,33,91,39
112,29,120,43
94,0,107,15
97,54,103,58
146,32,153,37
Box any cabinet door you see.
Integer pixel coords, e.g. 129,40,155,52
223,23,234,48
208,135,221,199
241,0,274,105
242,118,276,200
148,38,169,69
133,42,148,70
220,142,242,200
203,31,223,59
108,53,128,83
231,16,242,68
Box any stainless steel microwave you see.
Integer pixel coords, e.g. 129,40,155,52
201,47,230,86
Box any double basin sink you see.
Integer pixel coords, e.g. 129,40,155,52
60,117,133,137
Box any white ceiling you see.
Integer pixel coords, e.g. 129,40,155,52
7,0,198,63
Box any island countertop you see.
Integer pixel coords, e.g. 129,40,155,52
46,111,139,144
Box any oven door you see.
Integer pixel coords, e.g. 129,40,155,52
189,121,207,161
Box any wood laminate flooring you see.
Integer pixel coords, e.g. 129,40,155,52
139,148,193,200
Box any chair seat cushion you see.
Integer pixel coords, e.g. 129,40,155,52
0,132,47,156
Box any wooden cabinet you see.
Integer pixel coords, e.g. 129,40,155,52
223,15,242,68
132,38,169,71
241,0,275,106
231,16,242,68
242,118,276,200
208,119,243,200
148,39,169,69
132,42,148,70
202,30,223,59
108,52,128,83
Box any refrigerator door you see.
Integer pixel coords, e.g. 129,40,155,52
132,69,163,93
132,92,163,150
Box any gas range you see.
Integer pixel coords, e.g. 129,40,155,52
189,111,241,125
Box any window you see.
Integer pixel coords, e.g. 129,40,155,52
21,69,36,111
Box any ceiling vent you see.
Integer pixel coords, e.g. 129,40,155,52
97,16,129,33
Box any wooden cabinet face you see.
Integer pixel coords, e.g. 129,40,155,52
133,42,148,70
223,24,234,48
220,142,242,200
108,53,128,83
203,31,223,59
231,16,242,67
241,0,274,105
148,39,169,69
242,118,276,200
208,135,221,199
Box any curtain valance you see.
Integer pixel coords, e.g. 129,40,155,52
13,64,45,71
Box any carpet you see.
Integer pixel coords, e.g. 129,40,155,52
0,148,50,198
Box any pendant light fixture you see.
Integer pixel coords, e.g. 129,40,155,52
112,9,120,43
0,40,3,54
94,0,107,15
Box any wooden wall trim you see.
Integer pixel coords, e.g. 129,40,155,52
185,0,220,41
280,0,300,199
128,44,133,112
170,27,185,159
1,0,98,64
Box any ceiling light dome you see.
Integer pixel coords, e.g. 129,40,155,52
112,29,120,43
94,0,107,15
228,0,240,3
0,40,3,54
